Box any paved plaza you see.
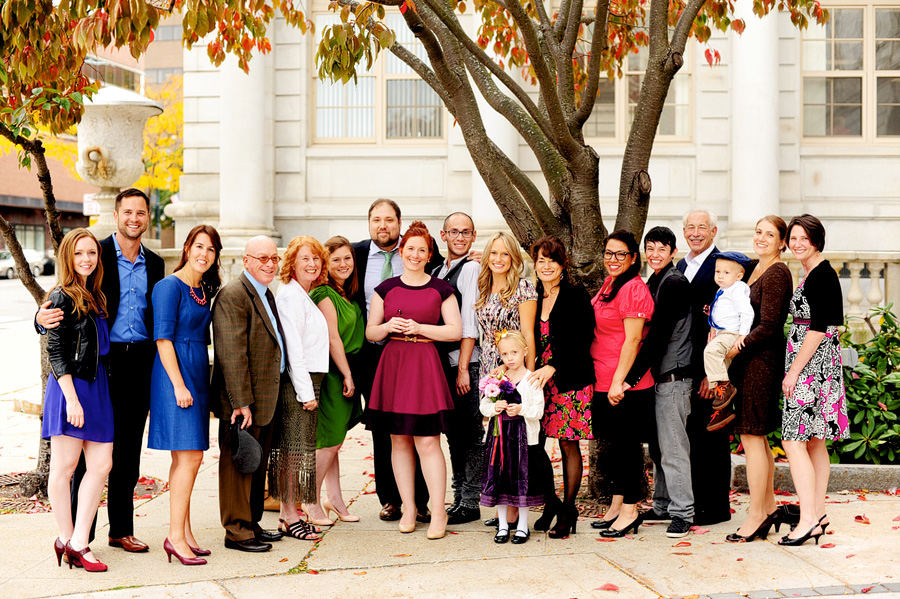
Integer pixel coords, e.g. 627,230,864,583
0,283,898,599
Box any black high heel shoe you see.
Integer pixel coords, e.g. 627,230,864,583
534,496,561,532
549,505,578,539
600,513,643,538
725,512,776,543
778,515,825,546
590,515,617,530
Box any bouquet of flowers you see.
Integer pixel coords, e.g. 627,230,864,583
479,372,516,436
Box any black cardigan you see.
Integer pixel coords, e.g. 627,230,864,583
534,279,596,394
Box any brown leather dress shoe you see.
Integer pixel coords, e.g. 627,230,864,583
108,535,150,552
379,503,402,521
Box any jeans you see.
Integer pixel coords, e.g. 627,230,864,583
444,362,485,509
647,378,695,520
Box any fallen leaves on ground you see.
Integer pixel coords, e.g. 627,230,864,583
846,554,856,558
820,543,836,548
672,541,691,547
596,538,616,542
594,583,619,591
393,554,411,557
855,514,871,524
690,526,710,534
672,552,692,555
279,558,288,562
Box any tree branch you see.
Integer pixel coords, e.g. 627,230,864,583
0,215,45,304
671,0,708,52
0,124,64,252
572,0,611,127
561,0,584,60
503,0,582,158
553,0,574,42
420,0,556,142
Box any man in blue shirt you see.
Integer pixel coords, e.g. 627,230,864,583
37,189,165,553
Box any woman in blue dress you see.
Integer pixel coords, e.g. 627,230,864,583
43,229,113,573
149,225,222,565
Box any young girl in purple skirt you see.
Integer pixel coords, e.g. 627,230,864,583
479,330,546,545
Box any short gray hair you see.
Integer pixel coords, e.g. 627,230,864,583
683,209,718,229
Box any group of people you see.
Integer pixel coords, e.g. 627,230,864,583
36,190,849,570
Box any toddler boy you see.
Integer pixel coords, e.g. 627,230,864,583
704,251,753,431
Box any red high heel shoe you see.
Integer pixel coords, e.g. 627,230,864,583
164,538,207,565
54,538,66,567
189,545,211,556
65,541,108,572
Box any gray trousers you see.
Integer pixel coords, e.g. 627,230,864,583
648,377,695,520
444,362,485,509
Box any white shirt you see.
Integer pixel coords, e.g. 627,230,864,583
275,279,330,403
710,281,754,335
683,244,716,282
433,257,481,367
364,240,404,316
479,371,545,446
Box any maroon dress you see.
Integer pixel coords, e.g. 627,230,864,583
364,276,456,436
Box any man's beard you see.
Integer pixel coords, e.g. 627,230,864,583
373,233,400,250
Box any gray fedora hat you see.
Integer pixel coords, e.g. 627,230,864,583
230,416,262,474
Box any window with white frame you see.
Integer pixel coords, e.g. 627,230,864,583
313,13,444,143
583,43,693,142
802,3,900,138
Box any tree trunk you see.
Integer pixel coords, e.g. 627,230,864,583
19,335,51,498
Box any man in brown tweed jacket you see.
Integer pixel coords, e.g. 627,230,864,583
211,236,289,552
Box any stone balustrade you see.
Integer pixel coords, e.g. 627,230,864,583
160,248,900,337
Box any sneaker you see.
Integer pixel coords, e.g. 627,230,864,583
665,516,693,538
641,509,671,521
710,382,737,411
707,408,736,431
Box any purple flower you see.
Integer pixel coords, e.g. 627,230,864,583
499,380,515,394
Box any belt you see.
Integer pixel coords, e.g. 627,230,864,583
389,335,433,343
659,371,688,383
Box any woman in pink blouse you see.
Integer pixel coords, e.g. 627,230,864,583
589,230,655,538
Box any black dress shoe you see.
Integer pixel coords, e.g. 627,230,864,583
224,538,272,552
511,529,531,545
494,528,510,544
446,499,461,516
484,517,499,528
255,529,284,543
416,509,432,524
447,506,481,525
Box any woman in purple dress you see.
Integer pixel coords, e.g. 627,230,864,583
42,229,113,572
365,221,462,540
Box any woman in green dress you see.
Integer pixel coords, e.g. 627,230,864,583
308,236,366,522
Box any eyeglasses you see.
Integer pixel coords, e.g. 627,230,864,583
444,229,474,239
603,250,632,262
247,254,281,265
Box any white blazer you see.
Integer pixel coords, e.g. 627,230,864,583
480,371,545,446
275,279,329,403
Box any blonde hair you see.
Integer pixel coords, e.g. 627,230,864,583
475,232,524,309
279,236,327,286
49,228,107,318
495,329,527,351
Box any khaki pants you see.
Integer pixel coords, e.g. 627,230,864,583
704,330,740,383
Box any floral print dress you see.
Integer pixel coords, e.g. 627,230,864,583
475,278,538,380
782,267,849,442
537,320,594,440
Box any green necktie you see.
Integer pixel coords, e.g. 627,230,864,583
379,249,396,282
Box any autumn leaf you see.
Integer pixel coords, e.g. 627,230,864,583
690,526,710,535
820,543,836,548
673,552,692,555
855,514,870,524
594,583,619,591
672,541,691,547
279,558,288,562
596,538,617,542
893,515,900,521
392,554,412,557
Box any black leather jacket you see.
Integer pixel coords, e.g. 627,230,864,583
46,288,102,382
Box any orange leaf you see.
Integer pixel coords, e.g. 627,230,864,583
820,543,836,548
673,552,692,555
594,583,619,591
392,554,411,557
854,514,870,524
673,541,691,547
307,570,319,574
596,538,616,542
279,558,288,562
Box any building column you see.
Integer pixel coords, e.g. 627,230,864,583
725,9,780,250
217,52,280,247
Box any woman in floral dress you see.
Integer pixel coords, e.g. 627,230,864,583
526,236,595,539
779,214,848,547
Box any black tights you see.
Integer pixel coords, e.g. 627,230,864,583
558,440,583,507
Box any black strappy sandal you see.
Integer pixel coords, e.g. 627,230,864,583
279,518,321,541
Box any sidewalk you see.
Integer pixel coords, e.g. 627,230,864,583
0,383,898,599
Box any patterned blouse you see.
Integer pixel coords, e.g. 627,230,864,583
475,278,538,379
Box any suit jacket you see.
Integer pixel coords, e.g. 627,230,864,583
351,237,444,323
99,234,165,335
210,274,283,427
534,279,596,394
677,245,719,378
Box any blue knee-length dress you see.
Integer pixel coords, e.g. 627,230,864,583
148,275,212,451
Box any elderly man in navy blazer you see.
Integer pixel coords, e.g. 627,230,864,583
675,209,732,527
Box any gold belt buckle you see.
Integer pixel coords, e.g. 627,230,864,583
405,335,417,343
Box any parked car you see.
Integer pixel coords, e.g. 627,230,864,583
0,250,45,279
